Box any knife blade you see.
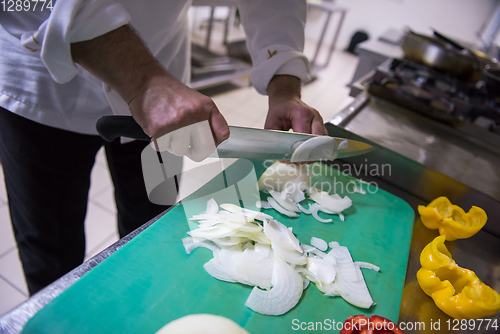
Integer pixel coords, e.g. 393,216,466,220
96,116,374,162
212,126,374,161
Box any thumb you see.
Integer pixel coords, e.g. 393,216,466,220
209,108,230,145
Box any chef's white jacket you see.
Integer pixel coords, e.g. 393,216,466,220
0,0,310,135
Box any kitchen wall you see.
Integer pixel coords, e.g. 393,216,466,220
305,0,498,50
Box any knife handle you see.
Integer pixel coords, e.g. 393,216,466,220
96,116,150,142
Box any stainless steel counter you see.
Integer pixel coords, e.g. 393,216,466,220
326,91,500,333
339,95,500,201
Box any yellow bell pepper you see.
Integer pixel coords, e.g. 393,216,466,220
417,235,500,319
418,197,487,241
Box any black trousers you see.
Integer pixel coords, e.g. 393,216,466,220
0,107,167,295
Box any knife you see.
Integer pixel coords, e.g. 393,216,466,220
96,116,374,162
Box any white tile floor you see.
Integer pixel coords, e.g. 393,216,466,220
0,43,358,316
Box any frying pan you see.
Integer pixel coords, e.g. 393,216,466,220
401,29,497,81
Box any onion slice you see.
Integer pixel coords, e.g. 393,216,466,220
204,259,237,283
182,237,218,254
257,162,309,192
256,200,272,209
355,261,380,272
298,203,312,214
310,237,328,251
308,188,352,214
205,198,219,214
263,220,302,253
301,244,327,258
271,243,307,265
268,190,299,213
220,203,273,221
310,204,333,223
245,256,303,315
349,180,367,195
330,246,374,308
267,197,299,218
306,257,337,285
290,136,336,162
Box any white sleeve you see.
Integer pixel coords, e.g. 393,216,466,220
15,0,130,83
238,0,311,95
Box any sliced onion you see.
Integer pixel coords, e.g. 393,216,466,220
220,203,273,221
190,212,255,225
283,181,307,204
257,162,309,192
330,246,374,308
254,242,271,257
301,244,327,258
231,230,271,245
267,197,299,218
245,256,303,315
311,205,333,223
188,224,237,240
217,220,262,233
290,136,336,162
308,188,352,213
329,241,340,248
211,237,244,248
236,244,274,289
272,243,307,265
337,139,349,150
290,188,306,204
268,190,299,212
182,237,218,254
204,259,237,283
310,237,328,251
355,261,380,272
300,244,316,253
320,282,340,297
301,275,310,290
256,200,272,209
195,219,220,228
322,250,337,266
213,248,251,285
263,220,302,253
184,199,378,315
307,257,336,285
296,268,320,283
205,198,219,214
298,203,313,214
349,180,367,195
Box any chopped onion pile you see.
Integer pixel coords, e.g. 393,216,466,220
257,162,352,223
183,199,378,315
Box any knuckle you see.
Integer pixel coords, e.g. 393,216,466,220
294,106,313,119
202,97,218,114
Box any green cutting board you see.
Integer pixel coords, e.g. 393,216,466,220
22,159,414,334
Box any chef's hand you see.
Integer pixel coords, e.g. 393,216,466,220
127,71,229,147
127,72,229,161
71,25,229,154
265,75,328,135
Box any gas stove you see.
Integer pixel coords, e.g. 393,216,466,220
367,58,500,135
